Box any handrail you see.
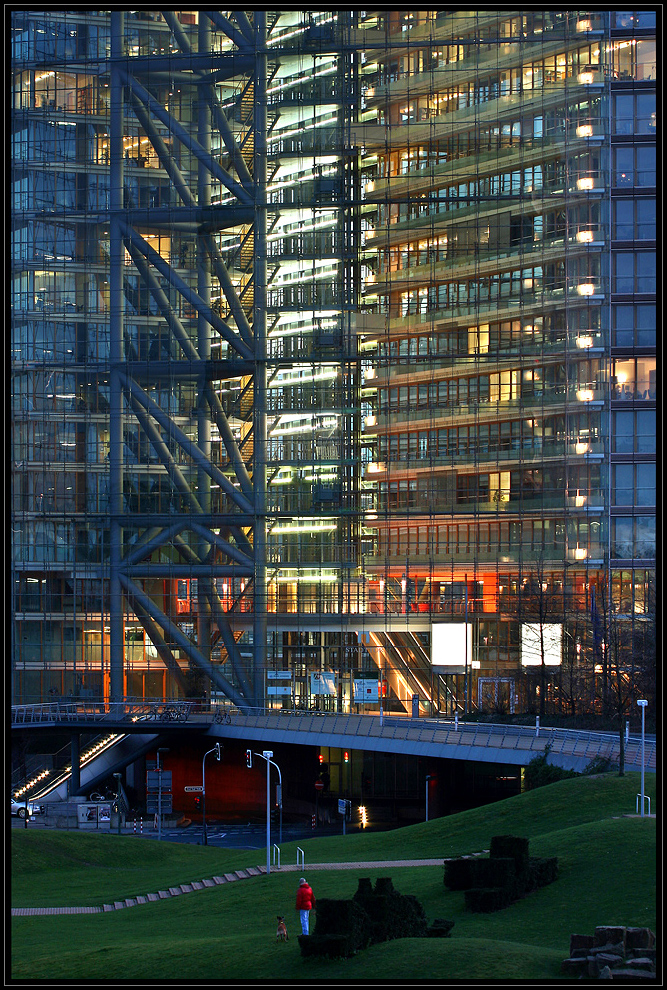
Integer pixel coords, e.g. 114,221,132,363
10,701,656,771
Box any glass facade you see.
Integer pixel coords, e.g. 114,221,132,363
11,10,656,715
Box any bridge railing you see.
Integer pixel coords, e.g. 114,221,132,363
10,701,656,772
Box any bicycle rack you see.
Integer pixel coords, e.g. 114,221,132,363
273,844,281,868
636,793,651,815
297,847,305,867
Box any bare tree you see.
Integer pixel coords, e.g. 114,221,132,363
597,576,656,776
518,557,565,717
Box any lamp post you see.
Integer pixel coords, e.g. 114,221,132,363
156,747,169,841
113,773,122,834
262,750,273,874
201,743,221,846
637,699,648,817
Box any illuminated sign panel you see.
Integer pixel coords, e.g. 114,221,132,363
521,623,562,666
431,623,476,669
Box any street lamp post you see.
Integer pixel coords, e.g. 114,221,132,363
202,743,221,846
156,747,169,842
113,773,122,834
262,750,273,874
637,699,648,817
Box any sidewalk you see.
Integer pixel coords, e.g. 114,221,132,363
10,855,472,916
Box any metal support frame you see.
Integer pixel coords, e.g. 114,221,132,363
104,13,268,708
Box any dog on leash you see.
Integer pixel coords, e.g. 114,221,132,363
276,916,289,941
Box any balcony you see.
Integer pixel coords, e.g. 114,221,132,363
360,285,606,338
362,132,604,203
364,232,604,296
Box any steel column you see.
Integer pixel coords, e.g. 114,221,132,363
108,10,125,703
253,12,268,705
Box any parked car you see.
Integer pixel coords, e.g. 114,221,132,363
10,797,44,819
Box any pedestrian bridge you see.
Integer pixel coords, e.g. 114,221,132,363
207,709,655,775
11,702,655,797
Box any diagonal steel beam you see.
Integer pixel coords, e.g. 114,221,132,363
119,575,249,707
120,371,254,515
204,382,254,500
233,11,255,45
120,222,254,360
124,590,189,693
161,10,192,54
124,242,200,362
199,84,254,191
201,576,254,701
169,536,253,704
188,520,254,568
201,232,255,347
122,387,203,516
204,11,254,50
122,521,189,566
118,68,254,207
127,92,197,209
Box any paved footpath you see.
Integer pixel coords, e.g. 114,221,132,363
11,854,487,917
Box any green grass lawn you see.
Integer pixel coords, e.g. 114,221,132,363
11,772,656,982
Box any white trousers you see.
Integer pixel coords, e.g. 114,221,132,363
299,909,310,935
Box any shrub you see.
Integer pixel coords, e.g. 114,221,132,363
583,755,618,775
426,918,455,938
470,856,517,898
464,887,511,913
523,744,578,790
353,877,427,942
444,857,474,891
489,835,530,893
527,856,559,891
300,878,429,959
306,897,371,958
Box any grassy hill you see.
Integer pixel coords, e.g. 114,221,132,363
11,772,656,982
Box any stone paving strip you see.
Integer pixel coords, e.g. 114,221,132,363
11,853,488,916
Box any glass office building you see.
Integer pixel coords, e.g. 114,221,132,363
11,10,656,715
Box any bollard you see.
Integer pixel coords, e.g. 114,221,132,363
536,716,540,737
454,713,458,731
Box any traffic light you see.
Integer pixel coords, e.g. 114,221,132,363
344,751,349,763
245,749,252,768
194,796,201,810
318,753,324,765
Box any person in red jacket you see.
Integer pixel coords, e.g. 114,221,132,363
295,877,316,935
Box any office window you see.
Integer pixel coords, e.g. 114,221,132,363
613,199,656,239
613,252,656,293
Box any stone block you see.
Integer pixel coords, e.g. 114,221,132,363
570,933,596,956
561,957,589,976
626,957,656,972
595,952,624,971
595,926,627,950
626,928,656,950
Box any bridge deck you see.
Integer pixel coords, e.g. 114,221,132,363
11,702,656,778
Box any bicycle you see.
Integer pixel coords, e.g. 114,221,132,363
214,709,232,725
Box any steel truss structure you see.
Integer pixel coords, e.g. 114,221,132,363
105,11,271,706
